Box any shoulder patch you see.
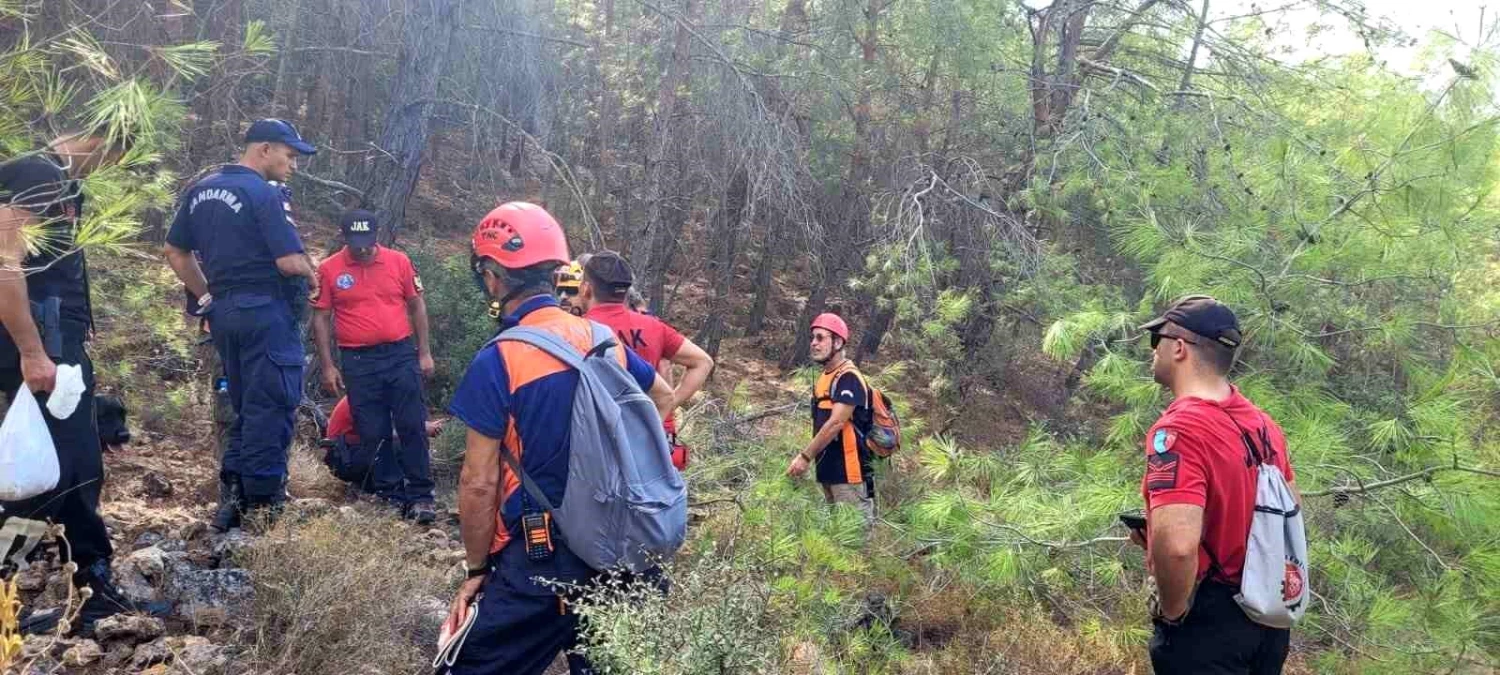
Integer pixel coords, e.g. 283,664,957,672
1146,451,1179,491
1152,428,1177,455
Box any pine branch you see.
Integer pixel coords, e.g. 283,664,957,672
1303,465,1500,498
293,171,366,200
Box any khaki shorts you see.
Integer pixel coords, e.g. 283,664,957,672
821,481,876,526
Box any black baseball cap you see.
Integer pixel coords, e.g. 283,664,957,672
244,118,317,155
340,209,379,247
584,251,634,299
1139,295,1242,348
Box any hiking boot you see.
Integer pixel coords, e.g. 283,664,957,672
21,559,173,636
407,501,437,526
73,559,172,636
211,476,242,533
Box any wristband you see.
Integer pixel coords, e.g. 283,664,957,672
465,565,488,580
799,451,814,462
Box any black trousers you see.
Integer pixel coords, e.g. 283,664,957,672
1150,582,1291,675
0,334,112,569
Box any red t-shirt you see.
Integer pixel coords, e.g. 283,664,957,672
585,303,686,434
584,303,685,367
313,246,421,348
326,396,358,443
1142,386,1295,584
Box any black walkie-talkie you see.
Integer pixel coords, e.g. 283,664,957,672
522,511,554,562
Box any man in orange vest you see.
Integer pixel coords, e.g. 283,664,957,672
439,203,674,674
787,313,875,527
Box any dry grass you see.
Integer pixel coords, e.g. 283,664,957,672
238,510,452,675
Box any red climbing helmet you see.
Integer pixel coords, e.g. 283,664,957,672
811,313,849,341
470,202,570,270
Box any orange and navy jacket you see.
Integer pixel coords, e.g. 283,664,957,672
811,360,871,485
447,295,658,554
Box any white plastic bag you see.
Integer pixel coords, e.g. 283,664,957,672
0,386,60,501
45,364,85,420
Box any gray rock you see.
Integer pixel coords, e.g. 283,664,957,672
132,530,165,550
162,564,254,625
113,546,167,604
61,639,103,666
92,614,166,642
21,633,61,659
177,520,209,542
142,471,174,498
15,565,46,591
125,546,167,579
293,497,333,516
131,637,171,668
177,636,230,675
210,530,253,563
103,641,136,667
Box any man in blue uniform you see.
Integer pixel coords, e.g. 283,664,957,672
164,119,319,531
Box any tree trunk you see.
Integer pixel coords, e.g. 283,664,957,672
636,0,696,301
745,216,781,337
696,167,749,358
353,0,464,244
781,275,830,369
854,305,894,365
1176,0,1211,94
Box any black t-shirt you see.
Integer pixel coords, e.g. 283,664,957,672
0,151,92,328
811,364,872,484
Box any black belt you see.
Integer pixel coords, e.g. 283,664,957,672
340,337,414,354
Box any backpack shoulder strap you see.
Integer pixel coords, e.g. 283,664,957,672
499,325,586,368
817,361,873,409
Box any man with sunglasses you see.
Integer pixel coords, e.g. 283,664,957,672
1130,296,1300,674
552,259,584,315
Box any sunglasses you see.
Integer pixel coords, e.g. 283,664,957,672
1150,330,1198,349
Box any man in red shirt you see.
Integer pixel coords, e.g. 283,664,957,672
312,210,437,524
577,251,713,470
1131,296,1299,674
321,396,442,490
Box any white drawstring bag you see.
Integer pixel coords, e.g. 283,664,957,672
0,386,60,501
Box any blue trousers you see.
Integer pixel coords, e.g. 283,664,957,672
211,292,303,500
441,541,596,675
341,338,432,505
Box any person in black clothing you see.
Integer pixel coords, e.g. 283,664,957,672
0,130,165,635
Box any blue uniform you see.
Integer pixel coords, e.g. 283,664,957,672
167,165,306,500
444,295,657,675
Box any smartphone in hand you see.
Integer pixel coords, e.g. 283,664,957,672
1118,512,1147,532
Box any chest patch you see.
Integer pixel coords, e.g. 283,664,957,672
1152,428,1177,454
336,272,356,290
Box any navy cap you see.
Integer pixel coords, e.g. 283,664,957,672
244,118,316,155
584,251,634,299
340,209,379,247
1139,295,1242,348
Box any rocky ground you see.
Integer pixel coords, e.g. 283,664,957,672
9,426,467,674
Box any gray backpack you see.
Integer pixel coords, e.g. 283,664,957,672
491,322,687,573
1215,411,1309,629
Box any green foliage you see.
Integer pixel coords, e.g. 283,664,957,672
405,247,497,404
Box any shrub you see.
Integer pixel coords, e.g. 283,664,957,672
240,511,448,674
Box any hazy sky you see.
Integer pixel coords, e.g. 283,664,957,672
1249,0,1488,69
1022,0,1489,71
